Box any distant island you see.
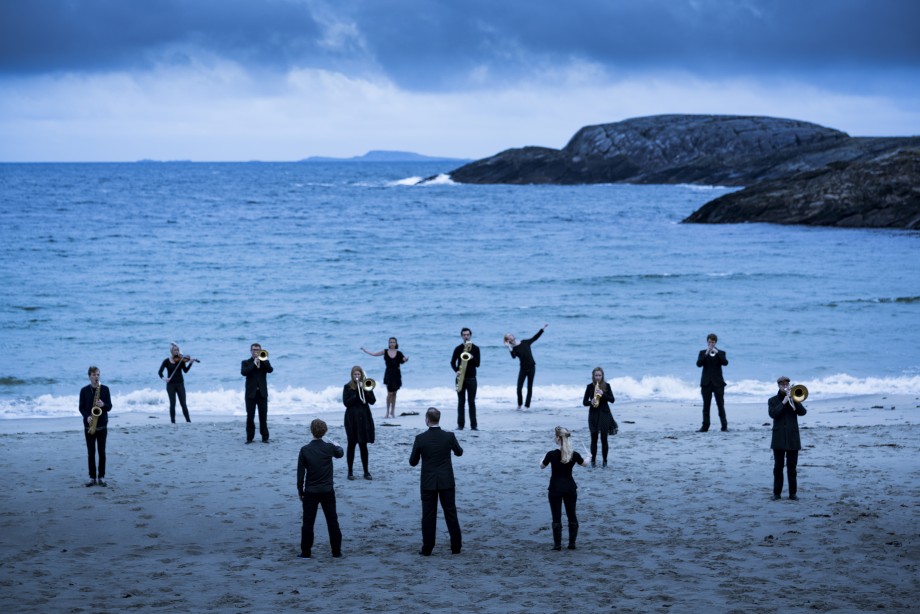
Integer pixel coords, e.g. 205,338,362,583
301,150,470,163
440,115,920,230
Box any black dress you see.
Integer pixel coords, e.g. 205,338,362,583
383,350,405,392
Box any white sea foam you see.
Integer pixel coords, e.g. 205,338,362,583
418,173,455,185
390,176,423,186
4,374,917,420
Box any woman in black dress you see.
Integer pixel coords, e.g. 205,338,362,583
361,337,408,419
540,426,591,550
582,366,618,468
157,342,196,423
342,365,376,480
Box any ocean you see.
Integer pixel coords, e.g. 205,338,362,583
1,161,918,419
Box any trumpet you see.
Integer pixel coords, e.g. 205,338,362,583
257,349,269,361
88,384,102,435
455,343,472,392
707,346,719,357
790,384,808,403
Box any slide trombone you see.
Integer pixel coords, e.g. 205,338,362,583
790,384,808,403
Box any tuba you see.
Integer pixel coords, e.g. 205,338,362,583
88,384,103,435
790,384,808,403
455,343,472,392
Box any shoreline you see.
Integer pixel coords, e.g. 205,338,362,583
1,394,917,612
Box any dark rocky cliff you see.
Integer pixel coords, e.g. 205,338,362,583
444,114,920,229
682,147,920,229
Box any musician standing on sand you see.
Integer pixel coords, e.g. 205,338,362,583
158,342,195,423
79,366,112,487
768,376,807,501
451,328,481,431
697,333,729,432
409,407,464,556
504,323,548,410
241,343,273,443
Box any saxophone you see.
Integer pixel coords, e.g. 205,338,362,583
87,384,103,435
455,343,472,392
591,383,604,408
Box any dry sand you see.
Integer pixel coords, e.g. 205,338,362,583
0,395,917,612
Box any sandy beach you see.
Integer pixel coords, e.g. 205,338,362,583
0,395,917,612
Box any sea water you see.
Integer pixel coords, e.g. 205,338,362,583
1,162,918,419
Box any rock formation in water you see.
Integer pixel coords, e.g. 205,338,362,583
443,114,920,229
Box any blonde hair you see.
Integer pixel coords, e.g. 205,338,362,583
347,365,366,389
554,426,573,464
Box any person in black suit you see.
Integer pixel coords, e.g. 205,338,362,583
768,376,807,500
297,418,344,558
409,407,464,556
451,327,481,430
79,365,113,487
696,333,729,431
241,342,273,443
504,323,548,410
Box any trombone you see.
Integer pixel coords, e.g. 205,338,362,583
257,349,269,361
357,377,375,403
790,384,808,403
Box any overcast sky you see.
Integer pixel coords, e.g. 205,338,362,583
1,0,918,161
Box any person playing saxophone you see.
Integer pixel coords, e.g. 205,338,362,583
79,365,112,487
582,367,617,468
451,327,481,431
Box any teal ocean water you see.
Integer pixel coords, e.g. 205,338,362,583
1,162,918,418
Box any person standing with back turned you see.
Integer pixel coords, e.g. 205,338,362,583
409,407,464,556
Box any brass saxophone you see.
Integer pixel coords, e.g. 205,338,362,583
591,383,605,408
455,343,472,392
88,384,103,435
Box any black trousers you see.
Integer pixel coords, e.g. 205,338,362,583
346,440,369,475
590,430,609,463
301,491,342,556
166,381,190,423
456,378,477,429
420,487,462,554
773,449,799,497
516,365,536,408
245,395,269,442
548,490,578,525
84,428,107,479
700,383,727,429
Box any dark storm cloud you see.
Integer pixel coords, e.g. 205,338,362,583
2,0,918,88
0,0,329,74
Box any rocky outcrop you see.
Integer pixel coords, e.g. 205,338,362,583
448,115,853,186
682,148,920,229
443,114,920,229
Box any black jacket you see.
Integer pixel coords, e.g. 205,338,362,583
451,344,481,379
297,439,344,495
696,350,728,386
79,384,112,431
583,382,617,435
768,392,807,450
241,358,273,400
409,426,463,491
